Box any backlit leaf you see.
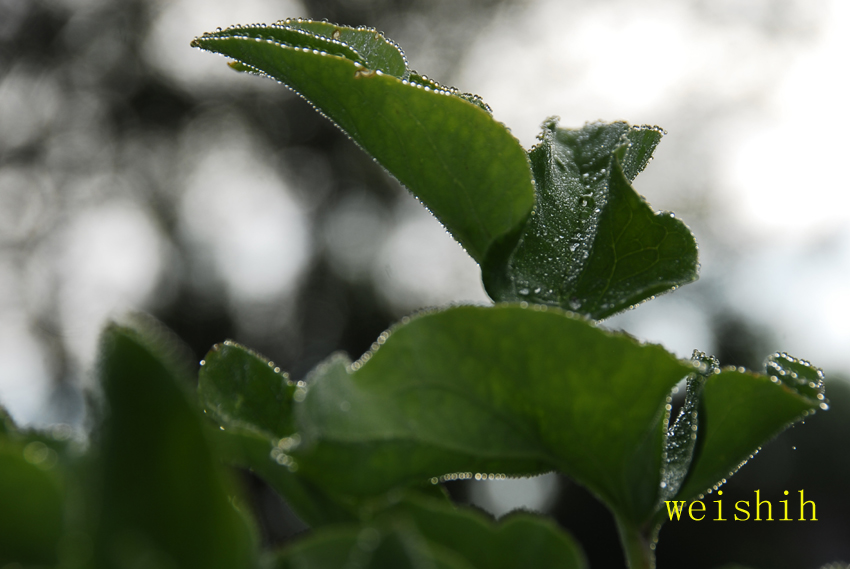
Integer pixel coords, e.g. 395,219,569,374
292,304,692,526
192,21,534,263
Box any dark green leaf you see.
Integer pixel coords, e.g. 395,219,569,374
207,425,357,527
658,351,716,505
275,19,409,78
199,340,296,439
382,495,588,569
673,354,824,504
268,494,586,569
0,440,65,565
483,120,699,320
191,21,534,263
291,305,692,525
267,525,472,569
94,319,257,568
198,340,357,526
0,404,14,435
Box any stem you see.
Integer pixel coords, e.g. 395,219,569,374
615,516,654,569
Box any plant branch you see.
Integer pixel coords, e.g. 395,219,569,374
615,516,654,569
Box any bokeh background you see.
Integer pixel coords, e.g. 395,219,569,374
1,0,848,567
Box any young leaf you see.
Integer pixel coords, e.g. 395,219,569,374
273,19,409,78
657,351,717,505
199,340,357,526
672,353,825,504
483,119,699,320
192,21,534,263
199,340,296,439
291,304,692,526
94,320,257,568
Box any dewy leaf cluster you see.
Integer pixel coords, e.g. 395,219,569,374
0,19,827,569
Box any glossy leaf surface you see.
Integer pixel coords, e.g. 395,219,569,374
483,120,699,320
94,321,257,568
293,304,692,525
192,21,534,263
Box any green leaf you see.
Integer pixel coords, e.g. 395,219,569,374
94,318,257,568
382,495,588,569
658,351,716,505
0,440,65,565
207,422,358,527
483,119,699,320
291,304,692,526
199,340,296,439
198,340,358,526
271,19,409,78
0,404,14,435
267,525,472,569
672,353,825,504
268,495,587,569
191,21,534,263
